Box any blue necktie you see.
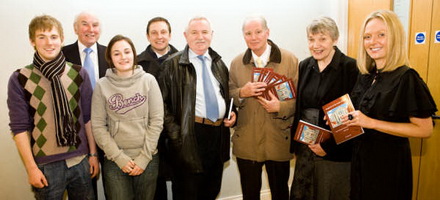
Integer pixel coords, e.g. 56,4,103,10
84,48,96,89
197,55,219,122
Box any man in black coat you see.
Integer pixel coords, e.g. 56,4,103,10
137,16,178,200
159,16,236,200
137,17,178,78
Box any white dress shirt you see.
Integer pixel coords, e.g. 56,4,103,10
77,42,100,82
188,49,226,120
251,43,272,68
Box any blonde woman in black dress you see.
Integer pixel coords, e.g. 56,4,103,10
347,10,437,200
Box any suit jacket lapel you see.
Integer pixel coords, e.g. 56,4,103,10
67,41,82,66
96,43,108,78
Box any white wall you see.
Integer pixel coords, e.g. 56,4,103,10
0,0,347,199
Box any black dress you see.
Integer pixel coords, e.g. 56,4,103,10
290,47,359,200
350,65,437,200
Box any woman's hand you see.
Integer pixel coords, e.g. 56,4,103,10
343,110,433,138
128,165,144,176
343,110,375,129
308,143,327,157
122,160,136,174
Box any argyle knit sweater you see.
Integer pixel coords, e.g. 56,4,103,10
7,62,92,164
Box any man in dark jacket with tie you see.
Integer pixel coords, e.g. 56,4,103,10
159,16,236,200
62,11,108,200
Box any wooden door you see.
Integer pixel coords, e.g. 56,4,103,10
347,0,392,58
413,0,440,198
407,0,434,199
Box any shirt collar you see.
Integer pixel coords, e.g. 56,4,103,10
154,46,170,58
251,43,271,65
78,42,98,54
188,48,211,62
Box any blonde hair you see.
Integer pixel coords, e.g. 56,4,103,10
357,10,410,74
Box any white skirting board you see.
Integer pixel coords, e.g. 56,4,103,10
218,189,272,200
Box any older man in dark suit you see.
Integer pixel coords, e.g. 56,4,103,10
63,12,108,80
62,11,108,200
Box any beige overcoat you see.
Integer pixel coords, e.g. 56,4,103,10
229,40,298,162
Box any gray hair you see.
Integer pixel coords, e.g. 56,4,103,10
185,16,212,33
306,16,339,41
73,11,100,27
242,15,268,32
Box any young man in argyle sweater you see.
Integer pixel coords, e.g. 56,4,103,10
7,15,99,199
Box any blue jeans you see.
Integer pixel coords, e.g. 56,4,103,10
104,154,159,200
32,157,95,200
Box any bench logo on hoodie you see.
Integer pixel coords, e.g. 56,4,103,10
108,93,146,114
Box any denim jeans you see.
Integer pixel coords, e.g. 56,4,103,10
32,157,95,200
103,153,159,200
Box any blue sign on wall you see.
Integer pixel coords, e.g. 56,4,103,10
415,32,426,44
435,31,440,43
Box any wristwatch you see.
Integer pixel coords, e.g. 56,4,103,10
88,153,98,157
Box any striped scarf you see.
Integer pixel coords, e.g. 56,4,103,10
33,52,79,146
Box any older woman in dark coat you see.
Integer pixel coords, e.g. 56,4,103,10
290,16,359,200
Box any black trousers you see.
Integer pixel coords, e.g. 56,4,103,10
172,123,224,200
154,132,172,200
237,158,290,200
154,176,168,200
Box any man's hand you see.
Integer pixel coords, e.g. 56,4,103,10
257,91,280,113
28,167,48,188
13,132,48,188
88,156,100,178
224,111,237,127
239,82,267,98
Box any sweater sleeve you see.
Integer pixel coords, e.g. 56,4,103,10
7,71,33,135
91,83,131,169
79,67,93,123
134,76,164,169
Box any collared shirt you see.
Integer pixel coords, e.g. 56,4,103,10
154,46,170,58
251,44,272,68
302,58,336,109
188,49,226,120
77,42,99,83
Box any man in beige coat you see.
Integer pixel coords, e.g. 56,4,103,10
229,15,298,200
